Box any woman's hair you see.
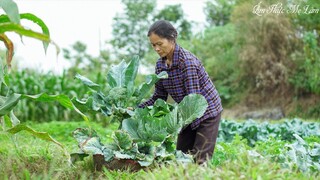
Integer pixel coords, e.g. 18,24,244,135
147,20,178,42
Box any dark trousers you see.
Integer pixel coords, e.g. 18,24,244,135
176,113,221,164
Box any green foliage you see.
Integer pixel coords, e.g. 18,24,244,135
111,0,193,62
204,0,236,26
110,0,156,59
179,24,242,105
1,120,319,178
0,0,58,68
62,41,111,79
154,4,192,40
290,0,320,36
218,119,320,146
280,134,320,172
0,70,93,122
73,56,168,125
290,32,320,95
231,0,296,93
72,94,208,167
0,0,87,160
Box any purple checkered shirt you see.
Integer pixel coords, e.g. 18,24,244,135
139,44,223,130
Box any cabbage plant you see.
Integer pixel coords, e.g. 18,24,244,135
73,56,168,126
72,94,209,167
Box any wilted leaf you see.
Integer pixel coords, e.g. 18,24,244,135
0,34,14,69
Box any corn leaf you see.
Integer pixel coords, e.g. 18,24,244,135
22,93,89,122
6,124,64,148
20,13,50,51
0,23,50,42
0,13,51,52
0,34,14,68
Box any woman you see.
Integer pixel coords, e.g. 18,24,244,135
139,20,223,164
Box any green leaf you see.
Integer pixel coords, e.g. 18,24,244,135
75,73,100,91
0,22,59,56
3,115,12,130
125,55,139,96
112,130,133,150
144,118,168,142
9,110,19,126
0,23,49,42
163,106,179,134
107,60,127,88
174,150,194,163
0,0,20,24
72,97,96,113
70,153,89,163
122,118,140,141
20,13,50,52
72,128,115,162
0,93,21,116
72,128,104,154
6,124,64,148
22,93,73,109
137,71,168,101
22,93,89,123
137,158,153,167
113,151,135,160
309,143,320,156
0,62,6,89
0,13,53,53
151,98,172,117
73,128,97,143
178,94,208,126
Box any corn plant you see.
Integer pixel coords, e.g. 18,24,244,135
0,0,87,157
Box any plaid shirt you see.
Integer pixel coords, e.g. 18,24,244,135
139,44,223,129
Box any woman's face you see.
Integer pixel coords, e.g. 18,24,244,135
149,32,174,58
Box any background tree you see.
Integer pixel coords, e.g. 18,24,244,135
154,4,192,40
231,1,297,97
110,0,156,60
63,41,110,79
204,0,236,26
111,1,193,68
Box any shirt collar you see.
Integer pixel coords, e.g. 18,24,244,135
160,44,180,69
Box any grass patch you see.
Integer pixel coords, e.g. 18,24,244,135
0,121,319,179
